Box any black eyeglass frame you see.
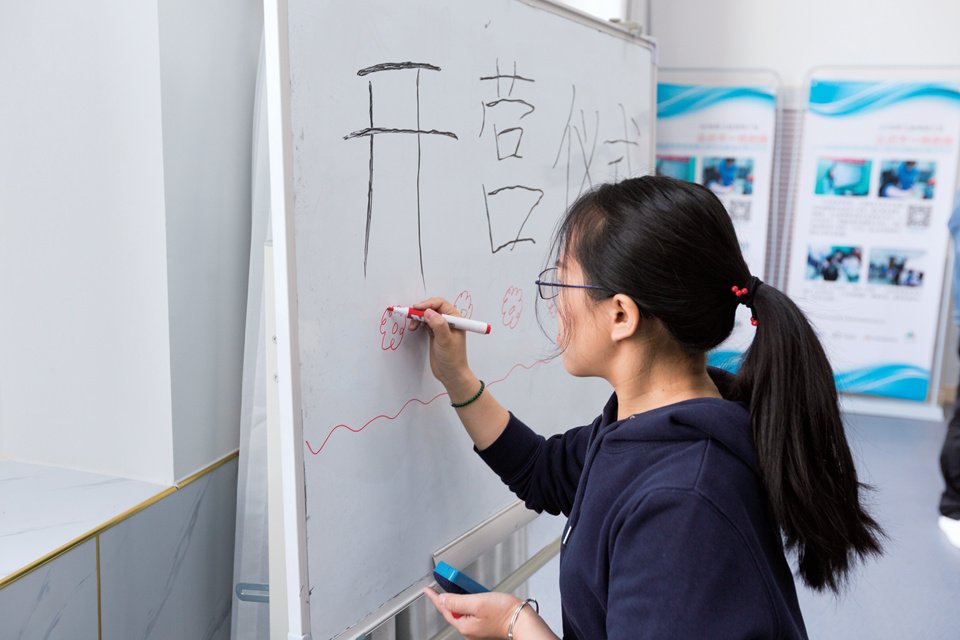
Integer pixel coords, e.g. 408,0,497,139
534,267,651,317
534,267,615,300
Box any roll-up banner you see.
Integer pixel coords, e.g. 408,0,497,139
786,68,960,420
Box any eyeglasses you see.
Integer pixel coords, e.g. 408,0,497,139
534,267,615,300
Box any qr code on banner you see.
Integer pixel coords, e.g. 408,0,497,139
727,200,752,222
907,205,932,228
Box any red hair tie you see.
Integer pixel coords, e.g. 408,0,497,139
731,277,763,326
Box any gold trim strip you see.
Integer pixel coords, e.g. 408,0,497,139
0,450,239,590
176,450,239,489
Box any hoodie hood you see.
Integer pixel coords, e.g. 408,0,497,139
596,393,759,477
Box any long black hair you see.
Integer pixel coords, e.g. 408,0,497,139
552,175,883,592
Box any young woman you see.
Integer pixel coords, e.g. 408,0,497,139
418,176,883,639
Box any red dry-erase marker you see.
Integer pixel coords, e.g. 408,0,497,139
387,306,491,335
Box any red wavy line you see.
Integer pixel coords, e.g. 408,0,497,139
305,358,551,455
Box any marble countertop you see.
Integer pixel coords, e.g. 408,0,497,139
0,460,168,579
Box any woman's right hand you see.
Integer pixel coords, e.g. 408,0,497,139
414,297,511,450
413,297,472,389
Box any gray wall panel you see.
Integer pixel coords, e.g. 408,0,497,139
0,539,98,640
99,460,238,640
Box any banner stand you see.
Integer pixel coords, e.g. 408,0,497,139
786,66,960,421
841,396,944,422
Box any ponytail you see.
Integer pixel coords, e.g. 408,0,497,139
733,283,884,592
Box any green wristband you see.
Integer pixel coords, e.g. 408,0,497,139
450,380,485,409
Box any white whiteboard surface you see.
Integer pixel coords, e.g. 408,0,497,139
271,1,655,637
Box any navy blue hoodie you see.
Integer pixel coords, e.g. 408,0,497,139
477,389,808,639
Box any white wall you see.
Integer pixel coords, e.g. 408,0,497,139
0,1,262,485
650,0,960,91
157,0,262,481
0,3,175,484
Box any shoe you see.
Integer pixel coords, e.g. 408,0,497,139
940,516,960,549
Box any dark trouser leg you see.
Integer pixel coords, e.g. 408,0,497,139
940,341,960,518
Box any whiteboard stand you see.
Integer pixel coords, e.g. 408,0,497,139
266,243,292,640
334,575,435,640
264,0,311,637
431,500,539,571
333,501,540,639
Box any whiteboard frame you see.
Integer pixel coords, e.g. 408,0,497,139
263,1,657,637
519,0,658,169
263,0,311,638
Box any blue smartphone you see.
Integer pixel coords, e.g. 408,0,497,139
433,561,490,595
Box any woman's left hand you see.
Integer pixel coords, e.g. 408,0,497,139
422,587,559,640
422,588,519,639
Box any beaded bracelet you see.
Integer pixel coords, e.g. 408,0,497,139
507,598,539,640
450,380,485,408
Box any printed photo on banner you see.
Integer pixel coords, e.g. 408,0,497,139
806,244,863,283
655,155,696,182
878,160,936,200
701,157,754,196
815,157,872,196
868,247,927,287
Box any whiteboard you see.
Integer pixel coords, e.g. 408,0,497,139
274,1,655,637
